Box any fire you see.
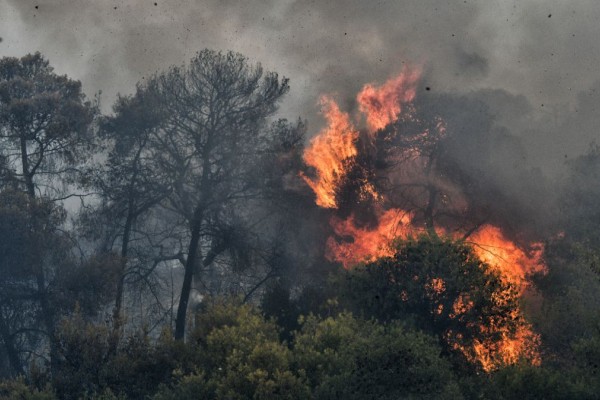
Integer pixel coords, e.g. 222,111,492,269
324,209,544,371
357,67,421,132
469,226,546,292
301,96,359,208
302,70,546,371
326,210,546,290
326,209,413,268
471,322,541,372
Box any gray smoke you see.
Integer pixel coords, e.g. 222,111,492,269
1,0,599,229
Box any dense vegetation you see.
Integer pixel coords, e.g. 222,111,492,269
0,50,599,398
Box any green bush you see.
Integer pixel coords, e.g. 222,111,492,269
0,378,56,400
293,313,462,400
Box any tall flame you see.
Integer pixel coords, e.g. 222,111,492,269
469,226,546,293
301,69,546,371
301,96,359,208
357,68,421,132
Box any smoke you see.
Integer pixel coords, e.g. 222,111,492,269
0,1,597,107
1,0,599,231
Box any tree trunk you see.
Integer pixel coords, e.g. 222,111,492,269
0,313,23,376
19,136,35,198
424,184,438,237
36,272,58,371
20,135,58,371
110,205,134,352
112,143,148,343
174,208,203,340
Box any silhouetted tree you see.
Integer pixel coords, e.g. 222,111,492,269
143,50,290,340
0,52,96,373
0,52,96,199
86,85,174,341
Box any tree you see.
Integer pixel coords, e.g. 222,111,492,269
86,85,174,340
143,50,290,340
0,53,96,370
0,190,68,375
183,299,309,399
337,235,539,371
293,313,462,399
0,52,96,200
558,144,600,257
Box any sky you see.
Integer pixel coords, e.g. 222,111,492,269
1,0,600,176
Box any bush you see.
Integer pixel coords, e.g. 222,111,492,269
0,378,56,400
293,313,462,399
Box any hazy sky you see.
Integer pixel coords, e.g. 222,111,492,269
1,0,600,173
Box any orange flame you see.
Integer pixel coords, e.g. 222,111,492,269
302,70,545,371
326,212,544,371
301,96,359,208
469,226,546,293
357,67,421,132
471,322,541,372
326,209,413,268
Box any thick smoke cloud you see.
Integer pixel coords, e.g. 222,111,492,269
1,0,599,229
1,1,597,113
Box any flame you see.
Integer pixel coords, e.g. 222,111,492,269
326,212,547,285
325,210,544,371
471,322,541,372
326,209,413,268
301,96,359,208
357,67,421,132
302,70,546,371
469,226,546,292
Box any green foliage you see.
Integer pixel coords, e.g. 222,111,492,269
0,190,67,280
52,310,115,399
336,235,525,369
0,378,56,400
54,254,121,318
80,389,128,400
533,235,600,359
0,189,72,375
260,283,301,342
152,372,212,400
52,312,182,400
5,295,599,400
571,334,600,394
99,331,183,400
1,48,600,400
0,52,96,194
187,299,310,400
483,363,593,400
293,313,462,399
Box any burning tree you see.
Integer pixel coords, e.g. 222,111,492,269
300,67,545,370
338,235,540,371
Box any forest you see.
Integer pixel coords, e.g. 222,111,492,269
0,49,599,400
